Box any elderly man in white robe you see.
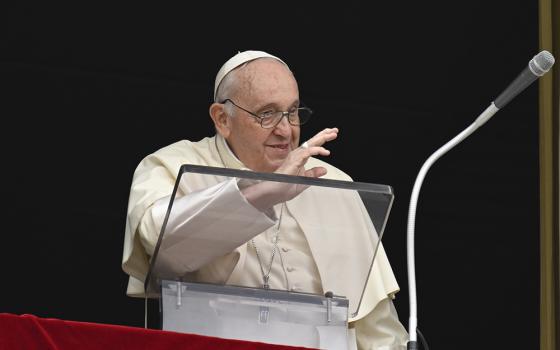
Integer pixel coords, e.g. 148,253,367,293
122,50,409,350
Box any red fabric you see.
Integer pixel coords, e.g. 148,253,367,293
0,313,315,350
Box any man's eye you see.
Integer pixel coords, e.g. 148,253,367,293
260,111,276,118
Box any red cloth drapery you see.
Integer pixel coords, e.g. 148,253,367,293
0,313,315,350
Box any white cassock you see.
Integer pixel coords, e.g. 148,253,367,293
122,134,408,350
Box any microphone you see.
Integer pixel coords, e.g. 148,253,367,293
494,50,555,109
406,50,555,350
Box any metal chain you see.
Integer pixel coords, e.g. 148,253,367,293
215,136,286,290
251,202,284,289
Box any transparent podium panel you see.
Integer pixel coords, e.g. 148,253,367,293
161,281,349,349
145,165,394,349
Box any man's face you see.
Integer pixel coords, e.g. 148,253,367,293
224,60,300,173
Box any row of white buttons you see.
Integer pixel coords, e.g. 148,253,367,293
283,247,296,291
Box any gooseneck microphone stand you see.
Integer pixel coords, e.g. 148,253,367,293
406,103,498,349
405,50,555,350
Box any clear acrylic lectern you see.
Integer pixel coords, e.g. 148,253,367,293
144,165,394,349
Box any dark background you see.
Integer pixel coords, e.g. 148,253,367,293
2,2,539,349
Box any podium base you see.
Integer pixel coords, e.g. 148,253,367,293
160,281,350,349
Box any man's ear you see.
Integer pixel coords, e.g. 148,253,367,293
209,103,231,138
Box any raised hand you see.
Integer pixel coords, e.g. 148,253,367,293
243,128,339,211
275,127,338,177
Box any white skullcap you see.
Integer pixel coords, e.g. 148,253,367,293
214,50,287,101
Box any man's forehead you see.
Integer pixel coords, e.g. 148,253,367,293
214,50,287,100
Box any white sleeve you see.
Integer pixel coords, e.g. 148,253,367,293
140,178,276,274
353,298,409,350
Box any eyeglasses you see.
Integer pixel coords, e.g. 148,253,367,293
221,98,313,129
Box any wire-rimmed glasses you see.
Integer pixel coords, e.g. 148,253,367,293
222,99,313,129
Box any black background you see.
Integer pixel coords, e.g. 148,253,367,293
2,2,539,349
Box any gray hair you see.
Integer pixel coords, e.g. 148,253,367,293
214,62,246,115
214,57,293,115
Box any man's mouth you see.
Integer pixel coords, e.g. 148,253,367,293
267,144,289,150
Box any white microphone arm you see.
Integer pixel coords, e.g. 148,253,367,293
406,103,498,342
406,50,554,349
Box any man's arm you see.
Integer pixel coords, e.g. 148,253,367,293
138,178,277,275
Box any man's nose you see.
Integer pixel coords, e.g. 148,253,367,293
273,115,292,136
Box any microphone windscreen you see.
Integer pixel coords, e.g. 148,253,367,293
530,50,555,76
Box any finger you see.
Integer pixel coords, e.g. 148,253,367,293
312,128,338,142
305,146,330,157
277,146,329,176
293,146,330,169
304,166,327,178
294,146,330,167
307,128,339,147
276,142,332,177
